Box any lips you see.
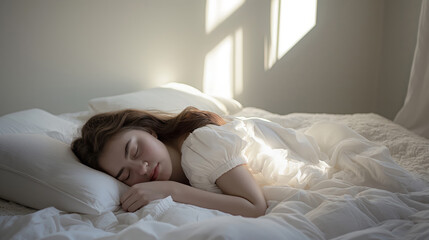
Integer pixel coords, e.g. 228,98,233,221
150,163,159,181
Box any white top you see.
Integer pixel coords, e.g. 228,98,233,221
180,117,328,193
180,119,248,193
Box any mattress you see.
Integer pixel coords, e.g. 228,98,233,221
1,107,428,240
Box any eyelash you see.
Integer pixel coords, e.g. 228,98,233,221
134,147,139,158
122,144,139,182
124,170,130,181
125,146,139,182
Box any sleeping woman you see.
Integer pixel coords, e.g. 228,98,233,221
71,107,268,217
71,107,423,218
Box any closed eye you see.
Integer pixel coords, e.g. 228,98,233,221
134,147,139,159
121,169,130,182
125,171,130,181
115,168,124,180
116,168,130,182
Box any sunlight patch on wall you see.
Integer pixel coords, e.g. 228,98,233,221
144,68,177,88
203,28,243,99
205,0,246,34
234,28,243,96
265,0,317,70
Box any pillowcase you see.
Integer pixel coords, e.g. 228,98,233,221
88,82,242,115
0,108,78,144
0,134,128,215
212,96,243,115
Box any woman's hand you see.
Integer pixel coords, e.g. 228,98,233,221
120,165,267,217
120,181,175,212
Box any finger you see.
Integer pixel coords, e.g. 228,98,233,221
121,192,140,211
120,187,137,204
120,190,130,204
128,198,148,212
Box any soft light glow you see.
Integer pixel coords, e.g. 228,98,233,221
203,35,234,98
145,69,176,88
278,0,317,57
205,0,246,34
266,0,280,69
203,28,243,99
265,0,317,70
234,28,243,96
251,133,329,187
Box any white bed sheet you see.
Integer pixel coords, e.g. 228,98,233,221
1,108,428,240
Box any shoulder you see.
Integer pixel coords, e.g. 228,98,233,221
180,118,249,190
182,118,247,149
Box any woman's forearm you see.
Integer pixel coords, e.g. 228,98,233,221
170,182,267,218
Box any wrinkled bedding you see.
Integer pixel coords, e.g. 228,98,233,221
1,108,428,240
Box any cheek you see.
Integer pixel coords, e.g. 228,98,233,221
160,162,172,181
158,151,173,180
129,174,145,186
154,141,169,160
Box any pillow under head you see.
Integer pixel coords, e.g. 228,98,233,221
0,134,128,215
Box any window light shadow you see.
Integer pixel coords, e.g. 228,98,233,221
265,0,318,70
203,28,243,99
205,0,246,34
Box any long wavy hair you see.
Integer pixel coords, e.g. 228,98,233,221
71,107,226,170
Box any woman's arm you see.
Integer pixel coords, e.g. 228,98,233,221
120,165,267,218
174,164,267,217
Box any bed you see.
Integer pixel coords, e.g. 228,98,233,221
0,83,428,240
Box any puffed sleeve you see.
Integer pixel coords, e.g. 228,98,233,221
181,122,248,193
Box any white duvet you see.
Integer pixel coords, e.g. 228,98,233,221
1,108,429,240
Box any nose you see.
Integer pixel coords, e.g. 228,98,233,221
135,161,149,176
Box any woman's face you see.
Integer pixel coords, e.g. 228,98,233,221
98,129,172,186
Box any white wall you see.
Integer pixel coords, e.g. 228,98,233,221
0,0,422,119
243,0,384,114
0,0,205,115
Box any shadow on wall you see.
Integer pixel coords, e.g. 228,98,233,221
202,0,318,99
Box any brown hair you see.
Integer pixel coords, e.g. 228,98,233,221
71,107,225,170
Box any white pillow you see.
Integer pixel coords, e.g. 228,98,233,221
0,108,78,144
212,96,243,115
0,134,128,215
88,82,242,115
